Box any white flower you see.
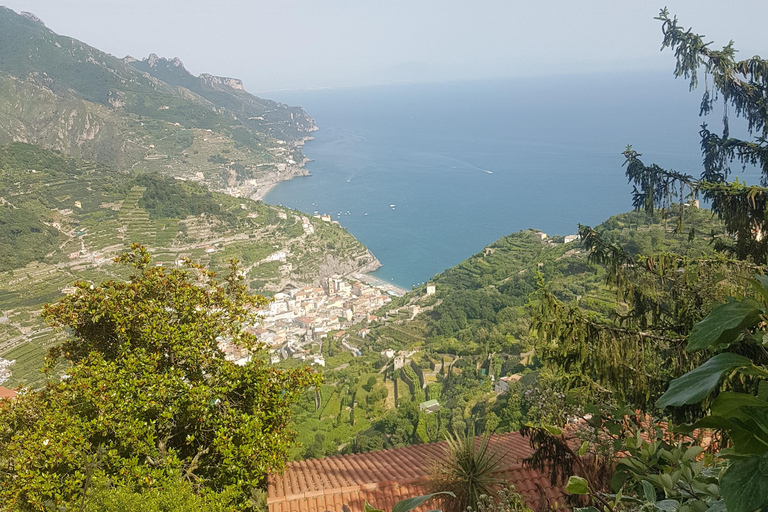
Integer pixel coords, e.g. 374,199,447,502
42,439,49,446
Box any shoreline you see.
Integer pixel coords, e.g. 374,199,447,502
249,166,312,202
350,271,409,297
251,182,278,202
255,135,409,298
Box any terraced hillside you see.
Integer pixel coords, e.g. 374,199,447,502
0,7,316,198
280,207,729,459
0,144,378,388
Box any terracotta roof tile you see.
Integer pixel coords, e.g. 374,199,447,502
0,386,18,399
268,432,567,512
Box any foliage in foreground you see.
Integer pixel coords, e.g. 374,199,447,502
466,485,532,512
82,477,244,512
556,275,768,512
427,429,507,512
523,406,723,512
0,245,319,511
653,276,768,512
365,492,455,512
527,9,768,512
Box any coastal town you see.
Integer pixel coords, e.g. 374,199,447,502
219,274,406,367
214,227,587,368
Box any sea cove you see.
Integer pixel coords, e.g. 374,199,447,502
265,72,757,289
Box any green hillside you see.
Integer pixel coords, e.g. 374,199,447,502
284,206,727,459
0,143,375,388
0,7,315,196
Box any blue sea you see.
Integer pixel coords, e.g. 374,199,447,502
265,72,761,289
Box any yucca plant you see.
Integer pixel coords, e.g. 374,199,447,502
428,428,508,512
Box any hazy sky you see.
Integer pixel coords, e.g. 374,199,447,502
2,1,767,93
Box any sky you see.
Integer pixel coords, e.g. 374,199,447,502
1,1,767,93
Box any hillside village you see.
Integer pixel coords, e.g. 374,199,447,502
226,276,404,367
0,142,379,388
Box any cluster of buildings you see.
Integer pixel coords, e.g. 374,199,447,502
0,358,13,385
218,276,396,366
379,348,419,371
532,231,579,244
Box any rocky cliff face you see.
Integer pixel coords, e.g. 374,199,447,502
316,251,382,284
0,74,129,166
137,55,244,93
19,11,43,25
199,73,244,91
128,53,317,141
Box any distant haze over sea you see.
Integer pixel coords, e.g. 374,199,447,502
265,72,762,289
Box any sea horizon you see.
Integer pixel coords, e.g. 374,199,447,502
264,71,761,289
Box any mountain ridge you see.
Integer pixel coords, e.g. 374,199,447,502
0,5,316,199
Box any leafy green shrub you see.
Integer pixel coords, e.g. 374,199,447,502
136,174,223,220
0,246,318,510
466,485,531,512
83,477,243,512
208,154,228,164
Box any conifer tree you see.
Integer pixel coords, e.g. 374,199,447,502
527,12,768,512
532,9,768,414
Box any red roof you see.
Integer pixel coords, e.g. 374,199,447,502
0,386,18,399
268,432,567,512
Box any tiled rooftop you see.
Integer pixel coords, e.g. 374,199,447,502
0,386,17,399
268,432,567,512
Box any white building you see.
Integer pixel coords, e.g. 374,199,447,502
563,234,579,244
265,251,288,262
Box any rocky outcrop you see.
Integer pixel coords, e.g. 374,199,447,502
147,53,160,68
145,53,186,71
126,53,317,142
199,73,244,91
316,251,381,284
19,11,43,25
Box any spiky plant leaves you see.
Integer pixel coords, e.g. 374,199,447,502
428,428,507,512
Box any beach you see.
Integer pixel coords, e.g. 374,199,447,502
350,272,409,297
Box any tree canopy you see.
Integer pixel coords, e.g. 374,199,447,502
527,10,768,512
0,245,319,511
532,7,768,417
